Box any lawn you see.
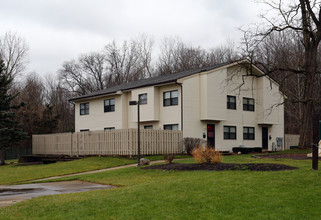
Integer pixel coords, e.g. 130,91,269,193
1,152,321,219
0,155,189,185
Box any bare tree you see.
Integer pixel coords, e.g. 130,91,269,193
59,52,108,96
0,32,29,79
14,73,46,136
243,0,321,148
104,36,154,84
59,35,154,95
45,75,74,132
157,37,239,76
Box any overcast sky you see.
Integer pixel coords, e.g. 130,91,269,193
0,0,264,77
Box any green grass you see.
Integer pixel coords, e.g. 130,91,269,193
269,149,312,154
1,153,321,219
0,155,190,185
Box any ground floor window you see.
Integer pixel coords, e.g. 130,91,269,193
80,129,90,132
104,127,115,130
243,127,255,140
163,124,179,130
144,125,153,129
224,126,236,140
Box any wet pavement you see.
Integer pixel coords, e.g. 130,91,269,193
0,181,114,207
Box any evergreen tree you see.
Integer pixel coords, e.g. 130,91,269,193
0,58,27,165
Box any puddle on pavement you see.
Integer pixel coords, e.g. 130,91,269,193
0,180,114,207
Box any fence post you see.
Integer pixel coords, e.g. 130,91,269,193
313,143,318,170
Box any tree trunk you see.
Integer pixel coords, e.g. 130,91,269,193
299,102,314,148
0,148,5,165
298,43,318,149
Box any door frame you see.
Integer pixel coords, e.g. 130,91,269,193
262,127,268,150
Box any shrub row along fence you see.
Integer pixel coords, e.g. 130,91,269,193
32,129,183,156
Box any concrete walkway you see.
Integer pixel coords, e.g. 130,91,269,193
30,160,165,182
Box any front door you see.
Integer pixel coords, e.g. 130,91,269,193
207,124,215,148
262,127,268,150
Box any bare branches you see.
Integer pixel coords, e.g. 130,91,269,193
59,35,154,95
0,32,29,79
243,0,321,147
157,37,239,76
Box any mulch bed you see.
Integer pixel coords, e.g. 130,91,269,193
142,163,298,171
253,153,315,160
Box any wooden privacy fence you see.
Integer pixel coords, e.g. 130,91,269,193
32,129,183,156
284,134,300,150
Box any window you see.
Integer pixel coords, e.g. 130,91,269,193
164,124,179,130
144,125,153,129
163,90,178,106
227,95,236,109
243,127,255,140
80,103,89,115
80,129,89,132
139,93,147,104
224,126,236,140
104,98,115,112
104,127,115,130
243,97,255,111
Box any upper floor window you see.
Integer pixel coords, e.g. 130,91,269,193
139,93,147,105
163,90,178,106
224,126,236,140
80,103,89,115
164,124,179,130
104,98,115,112
243,97,255,111
227,95,236,110
243,127,255,140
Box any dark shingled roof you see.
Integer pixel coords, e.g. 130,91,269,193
69,61,236,102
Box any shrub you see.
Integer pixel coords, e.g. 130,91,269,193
183,137,202,155
191,146,222,164
163,154,175,164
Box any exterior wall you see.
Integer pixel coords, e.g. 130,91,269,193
127,84,181,129
75,94,123,131
158,84,181,129
201,68,227,120
130,87,159,122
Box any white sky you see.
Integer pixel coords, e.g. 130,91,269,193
0,0,265,77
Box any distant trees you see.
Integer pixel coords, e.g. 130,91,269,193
59,35,154,96
0,58,27,165
13,73,64,136
157,37,239,75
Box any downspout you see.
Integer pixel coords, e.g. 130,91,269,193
176,82,183,153
176,82,183,133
